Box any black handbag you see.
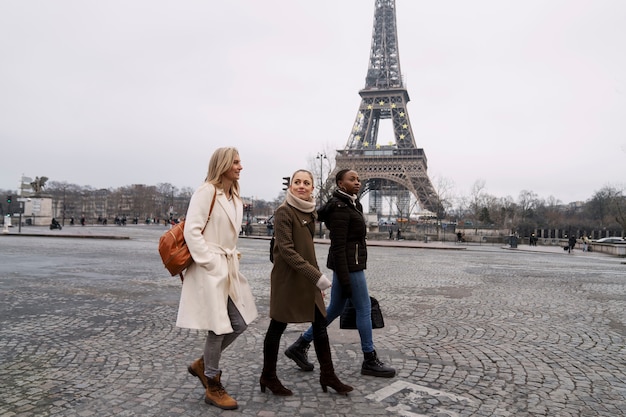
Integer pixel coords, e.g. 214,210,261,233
339,296,385,329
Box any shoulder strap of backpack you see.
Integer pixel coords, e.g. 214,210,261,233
180,190,216,282
201,188,217,233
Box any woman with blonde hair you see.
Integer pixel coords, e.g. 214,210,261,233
177,147,258,410
285,169,395,379
260,169,353,396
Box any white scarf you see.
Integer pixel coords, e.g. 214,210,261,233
285,189,316,213
336,189,358,207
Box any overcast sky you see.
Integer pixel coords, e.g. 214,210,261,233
1,0,625,205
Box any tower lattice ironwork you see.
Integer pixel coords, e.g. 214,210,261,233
331,0,439,216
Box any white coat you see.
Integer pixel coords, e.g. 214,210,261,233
176,183,258,334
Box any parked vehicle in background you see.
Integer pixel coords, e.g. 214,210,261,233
593,237,626,244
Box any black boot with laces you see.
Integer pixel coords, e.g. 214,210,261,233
361,350,395,378
284,334,314,372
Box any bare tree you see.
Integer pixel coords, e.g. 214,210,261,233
15,172,624,239
449,195,470,225
586,186,616,227
468,180,487,225
45,181,87,222
308,148,336,206
518,190,539,222
427,175,455,237
492,195,515,228
586,185,626,232
613,193,626,232
430,175,454,219
536,195,564,228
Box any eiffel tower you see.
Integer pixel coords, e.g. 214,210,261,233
331,0,439,216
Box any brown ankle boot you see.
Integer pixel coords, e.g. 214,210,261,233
259,373,293,396
187,357,208,389
319,371,353,395
313,334,353,395
205,372,238,410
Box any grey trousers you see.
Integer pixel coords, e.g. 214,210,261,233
203,297,247,378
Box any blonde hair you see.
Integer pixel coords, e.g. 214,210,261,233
205,147,240,197
291,169,314,187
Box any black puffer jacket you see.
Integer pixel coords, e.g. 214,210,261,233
318,190,367,294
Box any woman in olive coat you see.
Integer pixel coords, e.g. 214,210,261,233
285,169,395,378
260,169,352,396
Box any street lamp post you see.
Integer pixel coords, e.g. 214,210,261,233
316,152,327,238
62,187,66,226
170,186,174,221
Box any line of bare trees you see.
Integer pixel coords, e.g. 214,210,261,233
422,178,626,237
2,175,624,237
1,181,280,226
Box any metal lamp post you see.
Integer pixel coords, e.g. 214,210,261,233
316,152,327,238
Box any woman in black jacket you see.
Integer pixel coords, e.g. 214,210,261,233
285,169,395,378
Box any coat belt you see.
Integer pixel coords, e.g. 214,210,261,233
205,242,242,303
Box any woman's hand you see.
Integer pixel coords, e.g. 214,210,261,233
316,274,332,290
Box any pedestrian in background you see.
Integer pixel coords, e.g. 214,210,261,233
260,169,353,396
285,169,395,378
177,147,258,410
568,234,577,254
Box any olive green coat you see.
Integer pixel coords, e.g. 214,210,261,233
269,202,326,323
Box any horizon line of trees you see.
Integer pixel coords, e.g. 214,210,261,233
434,180,625,238
1,177,624,237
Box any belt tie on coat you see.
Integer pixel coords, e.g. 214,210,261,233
206,242,242,304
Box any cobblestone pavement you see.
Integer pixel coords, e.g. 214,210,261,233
1,226,625,417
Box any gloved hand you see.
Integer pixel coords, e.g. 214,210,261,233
316,274,332,290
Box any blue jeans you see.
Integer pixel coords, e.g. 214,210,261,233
302,270,374,353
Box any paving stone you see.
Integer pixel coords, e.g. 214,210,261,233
0,227,624,416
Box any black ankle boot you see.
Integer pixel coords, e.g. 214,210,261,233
362,350,395,378
284,334,314,371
